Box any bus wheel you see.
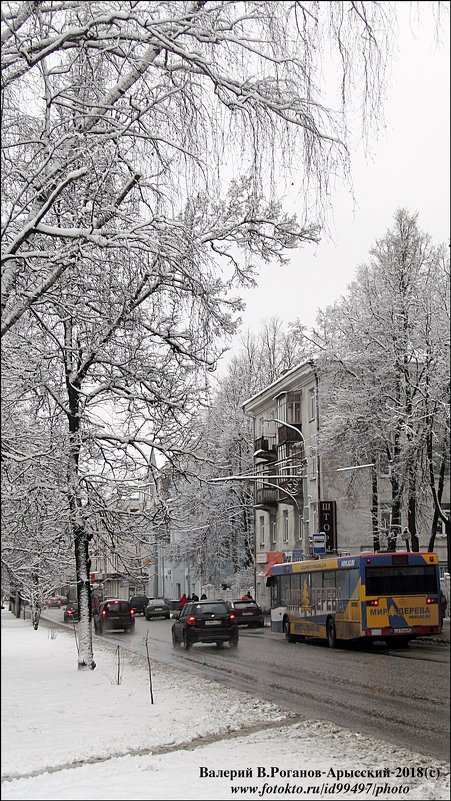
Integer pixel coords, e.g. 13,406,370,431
284,618,296,643
326,618,337,649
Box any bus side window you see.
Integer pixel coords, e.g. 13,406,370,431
271,581,279,608
336,569,350,601
288,573,301,608
310,571,321,609
280,574,290,606
348,568,360,598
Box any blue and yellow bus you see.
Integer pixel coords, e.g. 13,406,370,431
267,551,442,647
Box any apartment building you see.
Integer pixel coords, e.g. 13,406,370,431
243,360,449,607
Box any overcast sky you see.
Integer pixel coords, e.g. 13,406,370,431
230,3,450,346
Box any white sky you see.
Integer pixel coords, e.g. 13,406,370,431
230,4,450,345
2,611,450,801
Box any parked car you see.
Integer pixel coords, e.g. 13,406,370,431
145,598,170,620
129,595,149,616
227,599,265,628
167,599,182,618
172,600,239,650
93,600,135,634
63,602,79,623
43,595,68,608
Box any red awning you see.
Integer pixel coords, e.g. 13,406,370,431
265,551,284,576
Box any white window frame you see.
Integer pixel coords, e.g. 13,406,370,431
283,510,289,543
309,447,317,479
259,515,265,547
308,388,316,421
271,519,277,545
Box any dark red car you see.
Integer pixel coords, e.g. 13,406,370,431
63,602,79,623
43,595,68,608
227,599,265,628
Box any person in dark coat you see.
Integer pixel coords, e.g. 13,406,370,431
191,592,199,602
439,590,447,626
200,593,207,600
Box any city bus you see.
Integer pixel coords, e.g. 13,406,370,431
267,551,442,647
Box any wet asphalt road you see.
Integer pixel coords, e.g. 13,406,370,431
44,611,450,762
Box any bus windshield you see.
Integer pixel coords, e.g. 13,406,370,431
365,565,437,596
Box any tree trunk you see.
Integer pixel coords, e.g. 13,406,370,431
66,333,96,670
74,525,96,670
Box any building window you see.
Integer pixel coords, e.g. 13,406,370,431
259,516,265,547
276,392,301,424
283,510,289,543
308,388,316,421
287,393,301,424
309,447,317,479
271,519,277,545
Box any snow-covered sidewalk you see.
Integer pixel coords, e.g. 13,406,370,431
1,610,449,801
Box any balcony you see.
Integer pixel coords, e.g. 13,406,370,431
254,436,277,461
255,486,278,508
277,423,303,444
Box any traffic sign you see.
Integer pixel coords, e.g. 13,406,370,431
313,532,326,555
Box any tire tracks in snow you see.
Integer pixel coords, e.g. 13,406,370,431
1,714,303,783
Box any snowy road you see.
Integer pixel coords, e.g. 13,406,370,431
43,611,450,762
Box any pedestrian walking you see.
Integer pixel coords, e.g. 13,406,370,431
179,593,187,609
439,589,447,627
191,592,199,602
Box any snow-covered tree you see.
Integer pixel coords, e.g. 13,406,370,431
309,210,450,555
171,318,310,586
0,2,428,667
1,0,397,336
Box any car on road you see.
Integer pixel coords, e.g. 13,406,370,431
172,600,239,650
145,598,170,620
167,599,182,618
63,601,79,623
227,599,265,628
129,595,149,616
43,595,68,608
93,599,135,634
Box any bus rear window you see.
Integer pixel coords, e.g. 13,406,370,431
365,565,437,595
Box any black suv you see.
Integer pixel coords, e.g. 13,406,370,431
172,600,239,650
129,595,149,616
93,600,135,634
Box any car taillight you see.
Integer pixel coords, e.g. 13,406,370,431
229,613,236,621
426,597,436,604
368,599,379,606
130,609,135,615
187,615,196,625
101,610,107,616
67,610,73,616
